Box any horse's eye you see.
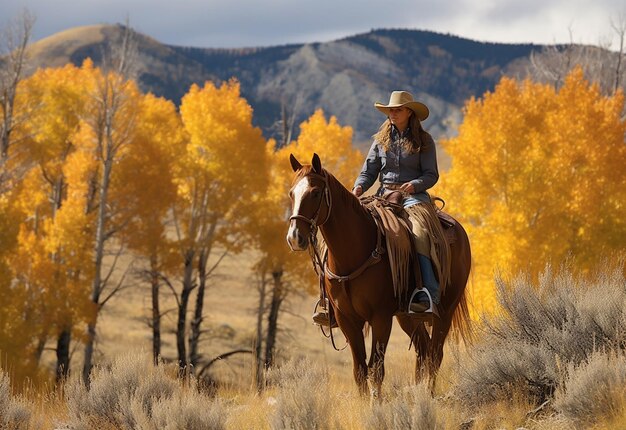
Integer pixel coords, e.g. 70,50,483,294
312,189,321,199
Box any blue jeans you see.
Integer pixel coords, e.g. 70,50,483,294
402,192,431,208
418,253,440,304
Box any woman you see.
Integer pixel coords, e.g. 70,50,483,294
313,90,449,327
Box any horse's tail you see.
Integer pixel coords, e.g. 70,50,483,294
450,284,473,345
449,224,474,345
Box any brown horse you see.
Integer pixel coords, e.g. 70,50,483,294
286,153,472,397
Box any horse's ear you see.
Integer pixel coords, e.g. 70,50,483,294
312,153,322,174
289,153,302,172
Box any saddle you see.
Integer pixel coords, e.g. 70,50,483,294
381,190,404,209
362,193,458,242
432,196,457,244
359,194,458,316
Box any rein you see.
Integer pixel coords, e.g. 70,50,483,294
290,170,386,350
324,226,385,283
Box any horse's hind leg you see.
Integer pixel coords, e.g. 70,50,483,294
367,317,393,400
395,316,430,384
428,316,453,378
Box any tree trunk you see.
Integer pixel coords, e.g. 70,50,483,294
0,100,13,160
33,331,47,364
189,249,208,370
150,251,161,365
79,28,136,387
254,270,268,391
176,249,195,374
264,270,284,369
0,11,32,162
82,155,113,386
56,328,71,384
614,29,625,94
82,321,97,385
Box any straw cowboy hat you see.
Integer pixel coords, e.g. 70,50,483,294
374,90,429,121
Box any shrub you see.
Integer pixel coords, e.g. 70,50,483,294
266,357,334,430
554,351,626,427
363,383,444,430
0,370,31,429
454,264,626,407
63,352,226,430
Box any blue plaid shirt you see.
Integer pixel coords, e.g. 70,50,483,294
354,126,439,203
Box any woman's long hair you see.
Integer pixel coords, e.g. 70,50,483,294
373,113,433,153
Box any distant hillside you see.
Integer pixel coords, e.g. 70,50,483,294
26,24,542,149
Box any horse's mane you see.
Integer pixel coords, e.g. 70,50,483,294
325,169,370,217
292,165,369,218
291,165,315,184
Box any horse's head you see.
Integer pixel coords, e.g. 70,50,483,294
286,153,331,251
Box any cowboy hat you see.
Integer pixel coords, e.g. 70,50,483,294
374,90,429,121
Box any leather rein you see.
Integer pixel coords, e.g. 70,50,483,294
288,171,385,284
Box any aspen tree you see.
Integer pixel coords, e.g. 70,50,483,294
174,79,268,372
439,69,626,315
80,25,141,384
116,94,184,364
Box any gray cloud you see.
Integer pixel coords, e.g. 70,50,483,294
1,0,620,48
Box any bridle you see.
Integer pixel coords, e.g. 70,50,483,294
288,170,343,348
288,169,385,284
288,171,332,230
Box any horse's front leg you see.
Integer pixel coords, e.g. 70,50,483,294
367,317,393,401
338,316,368,395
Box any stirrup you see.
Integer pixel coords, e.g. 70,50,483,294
312,299,337,328
408,287,434,314
314,298,328,313
313,312,337,328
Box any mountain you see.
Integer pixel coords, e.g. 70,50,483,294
26,24,542,149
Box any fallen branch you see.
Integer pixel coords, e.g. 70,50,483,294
197,349,253,378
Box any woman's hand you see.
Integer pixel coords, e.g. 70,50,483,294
400,182,415,194
352,185,363,197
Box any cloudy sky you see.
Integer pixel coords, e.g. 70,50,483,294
1,0,623,49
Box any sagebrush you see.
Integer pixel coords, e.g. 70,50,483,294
454,263,626,408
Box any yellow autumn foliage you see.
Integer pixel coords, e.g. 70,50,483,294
0,62,100,386
438,68,626,315
115,93,184,267
176,78,269,253
255,109,362,291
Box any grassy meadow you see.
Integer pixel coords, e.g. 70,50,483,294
2,252,626,429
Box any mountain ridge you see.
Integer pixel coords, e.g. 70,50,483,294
25,24,542,147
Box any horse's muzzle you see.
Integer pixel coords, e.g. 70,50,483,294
286,223,308,251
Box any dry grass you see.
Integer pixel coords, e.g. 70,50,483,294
6,255,626,429
554,351,626,428
61,352,225,429
363,383,445,430
265,358,335,429
1,370,31,429
3,344,626,429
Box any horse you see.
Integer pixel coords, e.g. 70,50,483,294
286,153,472,397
